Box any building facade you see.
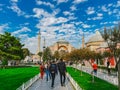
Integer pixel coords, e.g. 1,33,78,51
49,39,75,54
86,31,104,51
85,31,117,67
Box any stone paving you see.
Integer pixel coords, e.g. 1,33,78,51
28,74,75,90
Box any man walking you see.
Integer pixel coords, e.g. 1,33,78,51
49,61,57,88
58,59,67,86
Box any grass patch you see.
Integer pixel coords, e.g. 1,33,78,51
0,67,39,90
67,67,118,90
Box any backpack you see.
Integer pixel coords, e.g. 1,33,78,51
50,64,56,73
58,62,65,72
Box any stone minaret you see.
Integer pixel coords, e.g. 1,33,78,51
37,31,41,54
43,37,46,50
82,33,85,48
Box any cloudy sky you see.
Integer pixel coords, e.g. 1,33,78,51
0,0,120,53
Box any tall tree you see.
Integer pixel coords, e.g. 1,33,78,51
42,47,52,61
100,24,120,90
38,52,42,61
53,51,60,60
95,52,102,65
0,32,24,65
22,48,30,59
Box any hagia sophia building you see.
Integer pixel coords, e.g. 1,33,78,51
28,30,120,67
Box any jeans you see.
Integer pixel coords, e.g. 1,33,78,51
60,72,66,86
45,70,51,81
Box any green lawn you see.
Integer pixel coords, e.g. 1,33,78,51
67,67,118,90
0,67,39,90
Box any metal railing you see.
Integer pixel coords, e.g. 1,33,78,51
67,73,82,90
16,73,40,90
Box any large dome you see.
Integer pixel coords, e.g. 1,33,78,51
57,39,69,44
87,31,104,43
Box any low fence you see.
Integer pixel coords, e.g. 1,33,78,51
72,65,118,85
67,73,82,90
16,73,40,90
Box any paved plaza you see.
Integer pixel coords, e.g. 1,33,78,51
28,74,75,90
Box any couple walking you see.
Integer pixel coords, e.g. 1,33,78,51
49,58,67,88
40,58,67,88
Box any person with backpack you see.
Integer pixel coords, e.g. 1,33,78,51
49,61,57,88
58,58,67,86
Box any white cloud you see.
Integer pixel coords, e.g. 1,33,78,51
23,36,38,54
92,17,103,20
0,4,4,11
38,16,68,26
8,3,25,16
97,13,103,17
73,0,87,4
108,11,112,15
10,0,18,3
70,5,77,11
113,9,119,14
108,3,113,7
101,5,108,12
63,11,73,16
12,27,31,35
54,0,68,4
88,15,103,20
0,24,9,34
82,23,90,28
36,0,55,8
116,1,120,7
113,21,118,24
86,7,95,15
33,8,50,18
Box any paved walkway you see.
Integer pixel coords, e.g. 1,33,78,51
74,65,118,85
28,74,75,90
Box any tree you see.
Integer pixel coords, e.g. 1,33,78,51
0,32,24,65
53,51,60,60
102,51,112,58
43,47,52,61
38,52,42,61
100,24,120,90
22,48,30,59
95,52,102,65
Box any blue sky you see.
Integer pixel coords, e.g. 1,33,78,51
0,0,120,53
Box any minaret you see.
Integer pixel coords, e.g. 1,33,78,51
82,33,85,48
37,31,41,54
43,37,46,50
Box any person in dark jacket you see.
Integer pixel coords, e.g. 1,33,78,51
58,59,67,86
49,61,57,88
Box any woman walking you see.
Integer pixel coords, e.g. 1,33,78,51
40,63,45,79
45,62,51,81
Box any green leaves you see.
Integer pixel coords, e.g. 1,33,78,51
0,32,24,62
43,47,52,61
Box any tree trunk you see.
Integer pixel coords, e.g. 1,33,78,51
80,65,82,76
118,62,120,90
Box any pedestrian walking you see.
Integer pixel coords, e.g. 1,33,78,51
45,62,51,81
40,63,45,79
92,62,98,75
107,59,111,75
49,61,57,88
58,58,67,86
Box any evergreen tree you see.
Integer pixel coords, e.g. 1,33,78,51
0,32,24,65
